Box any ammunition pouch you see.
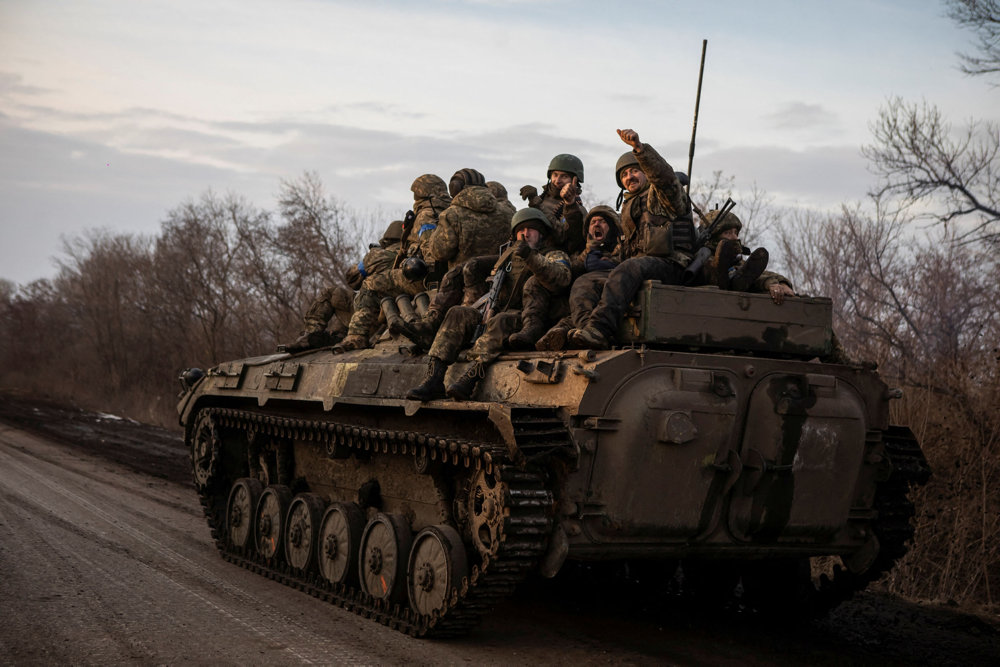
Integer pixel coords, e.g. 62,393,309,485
641,224,673,257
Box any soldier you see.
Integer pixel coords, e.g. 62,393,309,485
519,154,587,255
334,174,456,352
281,221,403,353
407,208,571,402
389,171,513,347
535,205,621,351
568,128,695,350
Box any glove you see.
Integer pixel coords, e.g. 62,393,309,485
519,185,538,201
513,240,532,258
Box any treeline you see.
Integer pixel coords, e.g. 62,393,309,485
0,172,377,424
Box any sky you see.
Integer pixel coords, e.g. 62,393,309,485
1,0,996,286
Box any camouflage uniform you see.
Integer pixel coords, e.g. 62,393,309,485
487,181,517,219
282,224,401,352
572,143,694,345
428,244,571,364
698,209,792,293
523,182,587,256
535,205,621,350
426,185,512,271
409,174,452,264
408,208,570,401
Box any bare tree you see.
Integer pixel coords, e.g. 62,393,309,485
861,97,1000,242
947,0,1000,80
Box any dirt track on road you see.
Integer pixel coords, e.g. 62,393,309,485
1,392,997,665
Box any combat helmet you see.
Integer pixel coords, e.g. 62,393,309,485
380,219,405,247
584,204,621,240
411,174,448,199
703,208,742,241
448,168,486,197
547,153,584,183
614,151,640,189
510,207,553,236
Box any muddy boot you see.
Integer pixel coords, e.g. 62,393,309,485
507,318,548,350
535,325,569,351
333,333,369,353
390,307,441,349
406,356,448,401
568,326,610,350
715,239,742,290
729,248,769,292
281,329,335,353
446,362,485,401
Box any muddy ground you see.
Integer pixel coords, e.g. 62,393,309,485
0,391,997,665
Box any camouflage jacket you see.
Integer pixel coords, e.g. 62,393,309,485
618,143,694,264
530,183,587,256
409,188,452,259
494,243,572,312
425,185,512,271
358,243,399,279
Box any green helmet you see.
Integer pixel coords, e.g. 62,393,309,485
381,219,404,246
615,151,640,189
510,207,552,236
547,153,584,184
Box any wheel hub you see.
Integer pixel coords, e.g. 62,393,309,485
368,547,383,574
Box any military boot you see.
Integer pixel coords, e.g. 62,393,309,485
446,361,485,401
281,329,336,353
715,239,742,290
535,325,569,351
729,248,769,292
406,356,448,401
568,326,610,350
333,333,369,353
390,307,441,349
507,318,548,350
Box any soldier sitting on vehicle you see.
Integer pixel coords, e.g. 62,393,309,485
388,171,513,348
568,128,695,350
535,204,621,351
519,153,588,256
334,175,453,352
695,208,793,301
280,220,403,353
406,208,571,402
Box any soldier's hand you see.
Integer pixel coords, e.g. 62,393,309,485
519,185,538,201
768,283,794,305
513,239,532,258
560,176,579,204
617,128,641,149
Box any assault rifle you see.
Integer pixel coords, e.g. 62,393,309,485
681,197,736,285
473,242,512,339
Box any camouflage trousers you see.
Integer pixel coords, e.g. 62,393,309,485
303,284,355,336
347,268,426,339
428,306,521,365
584,256,685,339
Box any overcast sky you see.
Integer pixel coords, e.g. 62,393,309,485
1,0,995,286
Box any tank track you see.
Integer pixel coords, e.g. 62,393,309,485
192,406,553,637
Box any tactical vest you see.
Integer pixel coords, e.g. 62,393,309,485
622,190,695,258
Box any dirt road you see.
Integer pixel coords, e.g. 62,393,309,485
0,394,996,665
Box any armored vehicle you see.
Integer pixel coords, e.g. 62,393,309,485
177,282,928,637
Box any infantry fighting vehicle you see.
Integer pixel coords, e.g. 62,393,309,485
177,283,928,637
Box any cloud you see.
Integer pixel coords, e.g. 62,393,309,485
763,101,842,134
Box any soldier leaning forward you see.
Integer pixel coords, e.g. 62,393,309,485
568,128,695,350
407,208,571,402
336,180,450,352
280,221,402,352
519,154,587,256
534,205,621,351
